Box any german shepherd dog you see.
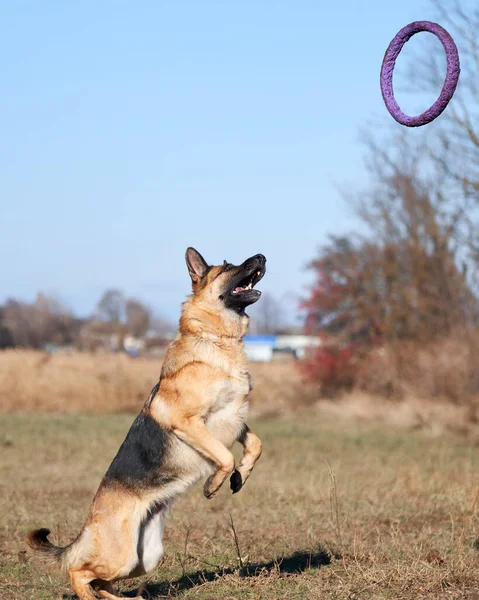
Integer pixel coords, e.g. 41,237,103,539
26,248,266,600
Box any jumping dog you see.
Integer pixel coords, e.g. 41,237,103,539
26,247,266,600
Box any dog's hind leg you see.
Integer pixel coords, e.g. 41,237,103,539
97,582,148,600
230,426,262,494
93,581,122,598
96,582,120,598
68,569,97,600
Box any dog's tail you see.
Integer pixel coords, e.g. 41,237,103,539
26,528,82,572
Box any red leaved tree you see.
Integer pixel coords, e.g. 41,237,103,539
300,236,384,395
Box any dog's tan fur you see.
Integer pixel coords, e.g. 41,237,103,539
26,248,265,600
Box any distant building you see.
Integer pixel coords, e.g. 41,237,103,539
275,334,322,359
243,335,276,362
243,334,321,362
123,334,145,357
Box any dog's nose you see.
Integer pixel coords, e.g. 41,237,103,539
244,254,266,270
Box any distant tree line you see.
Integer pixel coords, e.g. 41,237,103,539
0,287,288,351
0,289,172,350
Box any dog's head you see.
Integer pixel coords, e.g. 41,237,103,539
185,247,266,316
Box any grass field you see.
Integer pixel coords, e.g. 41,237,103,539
2,412,479,600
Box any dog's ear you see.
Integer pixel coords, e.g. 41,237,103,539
185,247,209,283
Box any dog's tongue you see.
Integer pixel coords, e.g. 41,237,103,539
234,286,245,293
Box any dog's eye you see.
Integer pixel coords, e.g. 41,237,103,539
221,261,234,273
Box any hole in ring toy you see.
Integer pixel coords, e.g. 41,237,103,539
380,20,460,127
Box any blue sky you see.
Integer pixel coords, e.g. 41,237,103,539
0,0,447,324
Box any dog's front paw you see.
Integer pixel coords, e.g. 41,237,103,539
203,475,218,499
230,470,243,494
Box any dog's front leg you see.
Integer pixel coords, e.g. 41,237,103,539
172,417,236,499
230,425,262,494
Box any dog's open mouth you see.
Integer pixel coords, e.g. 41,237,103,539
231,268,264,295
222,254,266,310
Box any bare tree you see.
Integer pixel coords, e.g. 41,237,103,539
2,293,77,348
396,0,479,280
149,314,174,337
0,307,14,348
2,300,31,346
351,136,475,337
251,292,283,335
125,298,151,338
97,289,125,324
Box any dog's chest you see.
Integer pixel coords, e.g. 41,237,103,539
208,368,251,413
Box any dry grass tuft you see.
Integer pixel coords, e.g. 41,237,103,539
0,349,160,413
316,391,479,440
353,337,479,406
0,349,318,416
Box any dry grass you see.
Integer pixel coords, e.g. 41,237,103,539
2,413,479,599
351,337,479,407
316,391,479,442
0,349,317,416
3,349,479,439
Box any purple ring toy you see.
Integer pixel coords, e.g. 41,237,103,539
380,21,460,127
